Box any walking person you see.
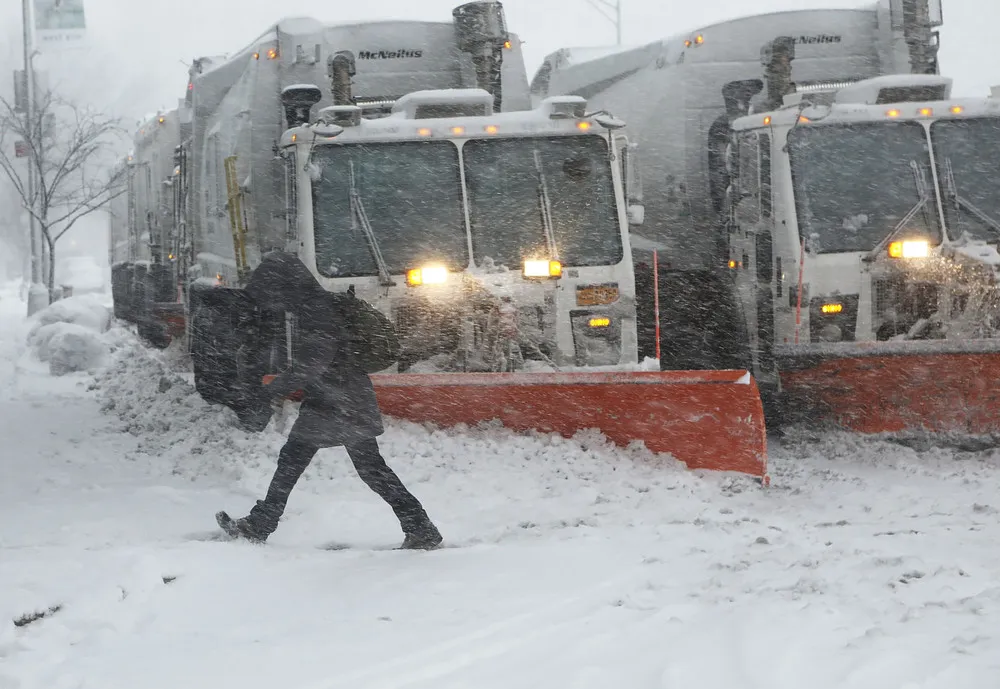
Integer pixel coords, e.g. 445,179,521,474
216,252,442,550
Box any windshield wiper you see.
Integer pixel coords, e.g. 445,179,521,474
533,149,559,259
348,159,395,286
942,157,1000,238
865,160,932,262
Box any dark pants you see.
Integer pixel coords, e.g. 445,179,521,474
247,438,431,538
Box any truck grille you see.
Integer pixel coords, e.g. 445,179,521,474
871,276,938,340
872,277,893,326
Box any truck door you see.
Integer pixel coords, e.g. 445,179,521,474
732,130,777,382
755,133,776,379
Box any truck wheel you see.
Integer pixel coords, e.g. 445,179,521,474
116,264,137,323
131,264,150,330
136,266,172,350
111,263,132,321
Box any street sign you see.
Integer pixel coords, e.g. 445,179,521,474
34,0,87,45
15,141,29,158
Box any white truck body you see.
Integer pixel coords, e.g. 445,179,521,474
531,0,939,271
110,109,182,270
113,2,640,373
186,15,531,285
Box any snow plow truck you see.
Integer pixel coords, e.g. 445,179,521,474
108,3,769,481
109,108,187,347
533,0,1000,437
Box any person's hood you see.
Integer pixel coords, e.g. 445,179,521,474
243,252,326,312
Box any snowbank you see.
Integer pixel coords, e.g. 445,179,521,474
93,333,288,484
26,295,113,375
31,322,109,374
27,293,112,335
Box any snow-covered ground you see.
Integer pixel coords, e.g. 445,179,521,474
2,280,1000,688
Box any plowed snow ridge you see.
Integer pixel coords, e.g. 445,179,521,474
2,284,1000,688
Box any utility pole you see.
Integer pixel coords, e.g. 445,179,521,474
584,0,622,45
22,0,47,314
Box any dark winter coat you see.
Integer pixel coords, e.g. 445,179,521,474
243,252,385,448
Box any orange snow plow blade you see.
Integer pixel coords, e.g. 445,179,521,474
369,370,768,481
778,341,1000,434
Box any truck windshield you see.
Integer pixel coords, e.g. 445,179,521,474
462,135,623,269
311,141,467,278
930,117,1000,241
787,121,941,253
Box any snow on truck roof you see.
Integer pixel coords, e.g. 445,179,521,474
281,94,617,147
539,3,883,69
733,95,1000,132
549,45,646,67
133,109,178,139
533,3,890,97
197,13,504,77
679,4,879,37
732,76,1000,131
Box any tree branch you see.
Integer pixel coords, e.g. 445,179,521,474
0,89,128,282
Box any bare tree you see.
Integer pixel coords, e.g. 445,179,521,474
0,88,127,293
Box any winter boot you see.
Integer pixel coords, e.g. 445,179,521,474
399,516,443,550
216,510,268,544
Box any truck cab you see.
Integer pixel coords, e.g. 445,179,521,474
727,73,1000,392
278,88,641,372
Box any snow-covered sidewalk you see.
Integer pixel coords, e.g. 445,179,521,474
2,282,1000,688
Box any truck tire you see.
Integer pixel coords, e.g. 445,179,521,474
131,264,149,329
111,263,132,321
118,264,137,323
657,268,752,372
136,264,173,350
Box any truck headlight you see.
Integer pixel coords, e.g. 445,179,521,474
523,259,562,279
406,264,448,286
888,239,929,259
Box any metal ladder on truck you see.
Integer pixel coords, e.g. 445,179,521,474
224,155,251,285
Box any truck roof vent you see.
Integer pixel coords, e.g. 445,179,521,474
356,98,398,120
834,75,953,105
317,105,362,127
540,95,587,119
356,98,398,108
392,89,494,119
795,79,862,94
